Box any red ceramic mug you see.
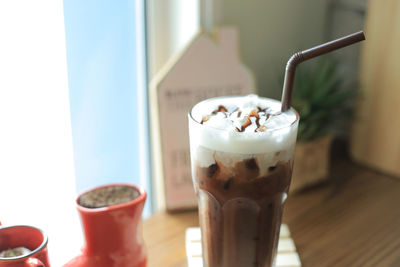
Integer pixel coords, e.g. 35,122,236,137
0,223,50,267
64,183,147,267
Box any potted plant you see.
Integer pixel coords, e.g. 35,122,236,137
286,58,356,192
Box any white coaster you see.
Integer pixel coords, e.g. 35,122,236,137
185,224,301,267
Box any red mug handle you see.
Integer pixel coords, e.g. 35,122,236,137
25,257,45,267
0,222,44,266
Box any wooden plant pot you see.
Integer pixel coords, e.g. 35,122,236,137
290,135,333,193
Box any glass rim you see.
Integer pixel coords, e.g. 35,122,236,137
0,225,48,261
76,183,146,213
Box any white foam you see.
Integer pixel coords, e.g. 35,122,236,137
188,95,298,155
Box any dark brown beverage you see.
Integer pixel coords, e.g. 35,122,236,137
188,95,298,267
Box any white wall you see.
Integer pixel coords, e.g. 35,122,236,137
327,0,367,80
220,0,331,99
147,0,200,79
219,0,367,99
147,0,200,211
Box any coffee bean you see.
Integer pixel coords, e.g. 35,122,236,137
269,166,277,172
245,158,259,171
223,178,233,190
206,163,219,178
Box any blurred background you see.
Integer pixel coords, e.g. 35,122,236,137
1,0,399,265
148,0,365,98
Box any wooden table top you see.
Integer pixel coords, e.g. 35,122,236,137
143,156,400,267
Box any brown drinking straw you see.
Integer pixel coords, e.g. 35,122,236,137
281,31,366,112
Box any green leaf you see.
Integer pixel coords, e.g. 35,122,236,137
292,98,311,118
312,59,338,90
312,77,343,103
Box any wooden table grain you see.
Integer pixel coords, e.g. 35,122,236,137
143,158,400,267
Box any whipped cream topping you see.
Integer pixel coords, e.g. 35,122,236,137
189,95,299,155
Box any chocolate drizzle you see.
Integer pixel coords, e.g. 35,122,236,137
212,105,228,115
238,110,262,132
201,115,210,124
201,104,277,133
240,118,252,132
249,110,260,119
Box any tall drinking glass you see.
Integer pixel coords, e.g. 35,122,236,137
188,95,299,267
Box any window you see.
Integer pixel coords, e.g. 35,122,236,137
0,0,200,264
63,0,150,213
0,0,82,265
1,0,149,265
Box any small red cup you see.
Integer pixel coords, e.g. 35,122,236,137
0,223,50,267
63,183,147,267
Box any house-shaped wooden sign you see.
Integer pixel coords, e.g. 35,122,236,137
150,27,256,210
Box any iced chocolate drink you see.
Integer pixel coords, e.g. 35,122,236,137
188,95,298,267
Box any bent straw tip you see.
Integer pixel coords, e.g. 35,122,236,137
281,30,366,112
353,30,366,41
